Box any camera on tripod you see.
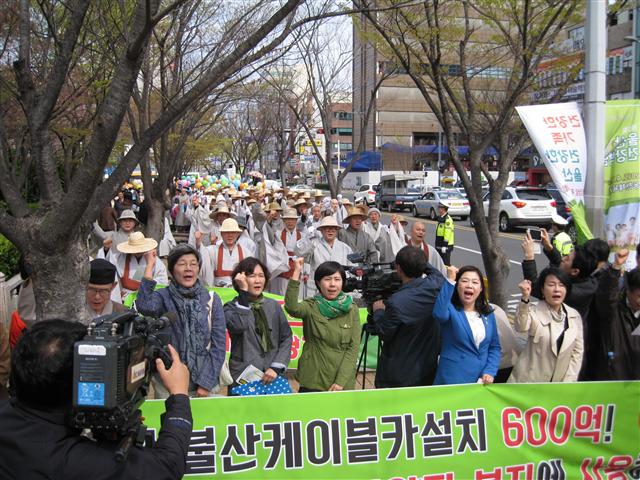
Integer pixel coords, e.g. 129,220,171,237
342,252,402,303
71,310,175,461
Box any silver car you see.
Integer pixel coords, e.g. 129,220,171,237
413,189,470,220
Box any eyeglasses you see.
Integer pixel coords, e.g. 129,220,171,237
87,287,112,296
175,262,199,269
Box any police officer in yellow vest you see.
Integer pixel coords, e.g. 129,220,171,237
550,213,574,256
435,203,454,266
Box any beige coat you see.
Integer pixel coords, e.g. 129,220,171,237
508,300,583,383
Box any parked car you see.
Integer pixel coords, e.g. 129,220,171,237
413,189,470,220
353,183,379,205
375,174,423,212
481,187,557,232
290,184,312,193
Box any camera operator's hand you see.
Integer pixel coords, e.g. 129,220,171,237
446,265,458,282
234,272,248,291
372,300,385,312
521,230,535,261
156,344,189,396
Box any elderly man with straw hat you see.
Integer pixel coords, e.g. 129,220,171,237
97,209,140,259
338,206,379,264
202,204,234,247
267,208,303,296
197,218,246,287
109,231,168,301
295,216,354,298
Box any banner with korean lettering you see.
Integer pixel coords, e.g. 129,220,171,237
516,102,593,243
605,100,640,270
140,381,639,479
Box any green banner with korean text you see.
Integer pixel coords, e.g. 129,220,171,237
605,100,640,270
140,381,639,479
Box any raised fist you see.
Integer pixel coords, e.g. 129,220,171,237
518,279,532,300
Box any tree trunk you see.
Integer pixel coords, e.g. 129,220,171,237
474,218,510,309
144,194,166,243
27,230,91,323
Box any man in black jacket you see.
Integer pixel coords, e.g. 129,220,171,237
367,245,445,388
591,250,640,380
0,319,192,480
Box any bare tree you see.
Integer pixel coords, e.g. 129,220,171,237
357,0,582,307
0,0,352,320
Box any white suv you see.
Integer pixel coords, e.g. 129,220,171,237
354,183,378,205
482,187,556,232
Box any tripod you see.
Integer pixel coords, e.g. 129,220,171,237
356,312,382,390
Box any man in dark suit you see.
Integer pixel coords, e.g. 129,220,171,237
367,245,445,388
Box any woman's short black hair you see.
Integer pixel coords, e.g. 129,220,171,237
451,265,493,315
231,257,270,292
537,266,572,299
167,244,201,275
314,261,346,290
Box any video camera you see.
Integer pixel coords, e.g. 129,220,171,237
71,310,175,461
343,252,402,303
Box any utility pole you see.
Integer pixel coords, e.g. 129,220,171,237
583,0,607,238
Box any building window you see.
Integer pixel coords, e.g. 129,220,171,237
333,111,353,120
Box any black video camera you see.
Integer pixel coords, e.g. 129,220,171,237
71,310,174,461
343,252,402,303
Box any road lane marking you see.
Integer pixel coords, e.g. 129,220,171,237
455,245,522,266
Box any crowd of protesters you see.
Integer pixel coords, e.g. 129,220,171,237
2,180,638,400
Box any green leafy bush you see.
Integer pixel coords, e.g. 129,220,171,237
0,235,20,277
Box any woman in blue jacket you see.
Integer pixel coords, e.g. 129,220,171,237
433,265,501,385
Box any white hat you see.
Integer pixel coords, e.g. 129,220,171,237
117,210,139,223
318,216,340,229
551,213,568,226
368,207,381,216
220,218,242,233
282,208,299,220
117,231,158,254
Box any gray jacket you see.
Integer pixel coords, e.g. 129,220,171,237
223,295,293,382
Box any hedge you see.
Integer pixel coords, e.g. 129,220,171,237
0,235,20,277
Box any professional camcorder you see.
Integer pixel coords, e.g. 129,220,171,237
343,252,402,303
71,310,175,461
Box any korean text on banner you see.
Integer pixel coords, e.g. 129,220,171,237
605,99,640,270
140,381,640,479
516,102,593,243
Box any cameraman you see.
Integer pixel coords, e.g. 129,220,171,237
367,246,445,388
0,319,193,479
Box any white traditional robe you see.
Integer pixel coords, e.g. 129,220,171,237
405,240,448,276
187,205,214,247
269,228,301,296
363,221,394,263
295,234,353,298
237,231,257,257
108,252,168,302
159,217,177,257
199,242,244,287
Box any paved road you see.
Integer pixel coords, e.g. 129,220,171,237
377,210,549,314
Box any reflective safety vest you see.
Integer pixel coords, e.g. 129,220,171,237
435,214,455,248
553,231,574,256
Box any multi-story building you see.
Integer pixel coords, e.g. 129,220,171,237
352,5,638,181
328,103,353,165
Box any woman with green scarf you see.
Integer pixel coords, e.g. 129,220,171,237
224,258,292,391
285,258,361,392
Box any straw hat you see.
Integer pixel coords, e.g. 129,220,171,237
318,216,340,229
246,198,257,205
341,198,352,206
220,218,242,233
117,210,139,224
209,205,231,219
294,198,309,207
266,201,282,212
396,215,408,225
314,189,324,198
282,208,299,220
117,231,158,254
343,206,368,223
